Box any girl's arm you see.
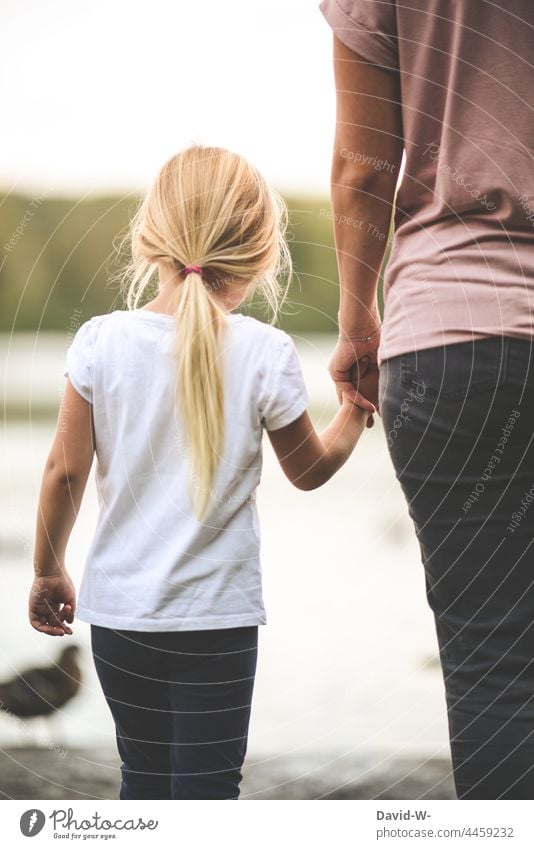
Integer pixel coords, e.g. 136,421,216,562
30,379,95,636
267,394,370,491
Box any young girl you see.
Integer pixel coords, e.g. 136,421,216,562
29,145,375,800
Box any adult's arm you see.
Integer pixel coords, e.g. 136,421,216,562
328,34,403,404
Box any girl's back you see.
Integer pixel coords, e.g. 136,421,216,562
65,307,307,630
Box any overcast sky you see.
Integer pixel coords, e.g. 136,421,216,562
3,0,337,197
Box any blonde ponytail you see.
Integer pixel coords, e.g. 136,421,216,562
173,270,225,518
119,145,292,519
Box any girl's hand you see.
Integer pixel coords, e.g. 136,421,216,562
29,572,76,636
341,391,375,428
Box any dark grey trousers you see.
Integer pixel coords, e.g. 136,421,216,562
380,337,534,799
91,625,258,800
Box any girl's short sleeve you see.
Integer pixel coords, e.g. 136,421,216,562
260,333,309,431
63,318,97,403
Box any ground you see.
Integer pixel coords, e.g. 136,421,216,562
0,748,455,800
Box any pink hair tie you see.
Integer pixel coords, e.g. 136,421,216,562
183,264,203,277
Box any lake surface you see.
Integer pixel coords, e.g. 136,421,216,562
0,332,450,767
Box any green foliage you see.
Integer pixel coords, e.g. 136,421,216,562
0,191,388,333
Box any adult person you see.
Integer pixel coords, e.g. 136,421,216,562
320,0,534,799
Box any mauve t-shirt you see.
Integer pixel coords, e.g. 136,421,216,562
320,0,534,361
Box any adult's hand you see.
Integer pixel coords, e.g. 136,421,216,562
328,328,380,411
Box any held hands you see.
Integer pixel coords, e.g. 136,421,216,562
350,360,379,428
29,571,76,636
329,327,381,421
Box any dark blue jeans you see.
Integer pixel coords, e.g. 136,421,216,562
380,336,534,799
91,625,258,800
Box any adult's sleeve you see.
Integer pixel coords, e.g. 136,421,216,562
319,0,399,71
260,333,309,432
63,318,97,403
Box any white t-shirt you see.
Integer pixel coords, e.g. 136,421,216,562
63,309,308,631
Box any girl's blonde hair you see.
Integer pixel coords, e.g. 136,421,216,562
120,145,291,518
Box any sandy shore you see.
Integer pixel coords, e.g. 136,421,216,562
0,747,455,800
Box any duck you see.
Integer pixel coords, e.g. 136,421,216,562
0,645,82,718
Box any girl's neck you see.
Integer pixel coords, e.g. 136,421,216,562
140,293,178,315
141,264,183,315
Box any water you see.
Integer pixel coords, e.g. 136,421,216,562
0,332,450,763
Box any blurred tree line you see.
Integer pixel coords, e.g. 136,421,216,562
0,192,387,333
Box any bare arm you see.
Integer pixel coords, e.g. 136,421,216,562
267,392,370,491
328,34,403,403
30,379,95,635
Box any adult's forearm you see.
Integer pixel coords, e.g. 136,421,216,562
331,168,397,333
329,34,403,335
33,468,87,576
